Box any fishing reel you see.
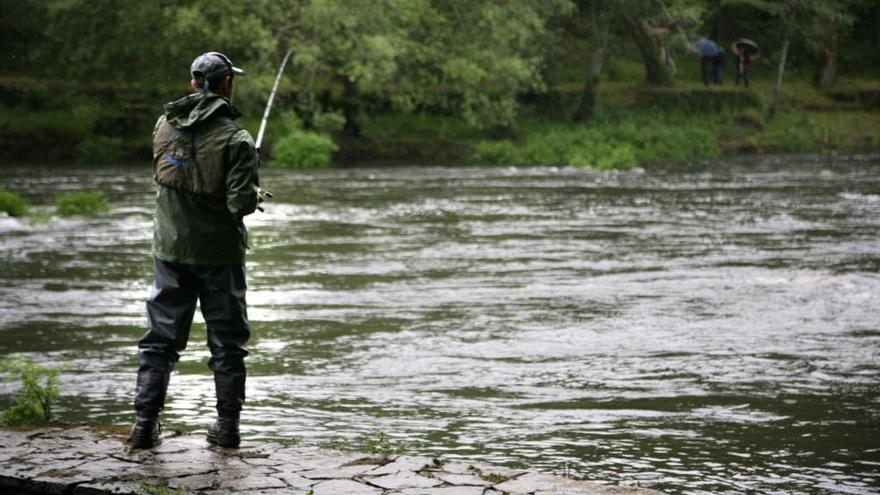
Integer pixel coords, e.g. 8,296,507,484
254,185,273,212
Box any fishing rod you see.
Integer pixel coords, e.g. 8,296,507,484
253,48,294,211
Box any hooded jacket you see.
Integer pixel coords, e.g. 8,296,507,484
151,91,259,265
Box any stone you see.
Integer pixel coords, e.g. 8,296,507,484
366,455,436,475
435,472,492,486
464,463,526,481
133,459,218,479
390,486,487,495
366,471,445,490
301,463,381,480
0,429,35,448
216,474,288,491
25,476,87,495
73,480,148,495
312,478,383,495
273,460,310,474
168,472,222,491
276,472,316,491
0,427,666,495
493,473,563,494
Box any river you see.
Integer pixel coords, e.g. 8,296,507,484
1,155,878,494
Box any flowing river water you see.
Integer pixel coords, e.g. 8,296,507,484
1,155,879,494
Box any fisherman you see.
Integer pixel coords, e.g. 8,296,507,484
129,52,260,449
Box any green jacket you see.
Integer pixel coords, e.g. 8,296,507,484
151,91,259,266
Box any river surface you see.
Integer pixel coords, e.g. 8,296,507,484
1,155,879,494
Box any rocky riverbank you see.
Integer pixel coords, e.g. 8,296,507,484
0,426,664,495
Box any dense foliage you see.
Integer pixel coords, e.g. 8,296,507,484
0,0,878,167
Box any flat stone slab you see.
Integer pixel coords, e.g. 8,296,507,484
0,427,665,494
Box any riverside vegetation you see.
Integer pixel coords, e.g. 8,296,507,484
0,188,109,219
1,0,878,169
0,358,59,427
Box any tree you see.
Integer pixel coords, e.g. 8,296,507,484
805,0,856,87
615,0,707,86
572,0,611,122
290,0,570,132
724,0,845,115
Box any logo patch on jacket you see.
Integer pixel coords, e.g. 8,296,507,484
164,129,194,168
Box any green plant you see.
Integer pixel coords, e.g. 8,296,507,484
320,429,408,455
55,190,110,216
268,111,338,168
364,430,407,455
0,189,30,217
75,135,123,165
0,358,59,426
272,130,338,168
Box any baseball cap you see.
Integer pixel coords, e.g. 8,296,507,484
190,52,246,84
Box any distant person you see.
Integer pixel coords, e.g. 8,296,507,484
129,52,261,449
734,49,750,87
732,39,760,88
712,49,725,85
696,37,721,86
701,55,712,85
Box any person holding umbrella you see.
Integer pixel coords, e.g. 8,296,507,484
732,39,760,88
696,37,723,86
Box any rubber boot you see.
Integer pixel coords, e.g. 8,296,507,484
206,417,240,448
129,416,162,449
133,369,171,419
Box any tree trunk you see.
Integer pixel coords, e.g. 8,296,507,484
813,43,837,87
768,17,792,119
624,15,674,86
574,0,609,123
342,76,361,138
813,1,839,87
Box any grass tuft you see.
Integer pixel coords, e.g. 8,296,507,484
0,189,30,217
55,190,109,217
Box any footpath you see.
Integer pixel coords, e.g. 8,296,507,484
0,426,664,495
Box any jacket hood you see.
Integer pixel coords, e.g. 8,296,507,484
163,91,241,129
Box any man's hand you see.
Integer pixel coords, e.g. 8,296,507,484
253,185,274,212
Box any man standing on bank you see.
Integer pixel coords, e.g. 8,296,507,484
129,52,260,449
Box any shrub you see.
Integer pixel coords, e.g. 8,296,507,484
75,135,123,165
471,124,644,169
569,142,638,170
0,189,29,217
0,358,59,426
272,130,338,168
55,190,109,216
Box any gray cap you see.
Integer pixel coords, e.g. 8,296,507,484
190,52,246,84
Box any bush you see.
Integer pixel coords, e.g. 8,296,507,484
55,190,109,216
569,142,638,170
471,131,641,169
75,135,123,165
267,111,339,168
0,189,29,217
272,131,338,168
0,358,59,426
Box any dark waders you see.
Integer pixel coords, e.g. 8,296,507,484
134,258,250,423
